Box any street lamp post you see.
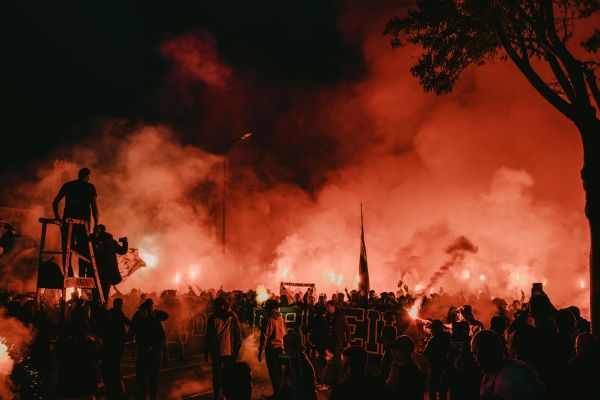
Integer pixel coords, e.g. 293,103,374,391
222,132,253,253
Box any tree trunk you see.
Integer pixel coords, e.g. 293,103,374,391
578,115,600,335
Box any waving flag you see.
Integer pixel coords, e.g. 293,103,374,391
358,204,370,293
117,248,146,280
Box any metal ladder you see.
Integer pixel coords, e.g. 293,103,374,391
36,217,105,309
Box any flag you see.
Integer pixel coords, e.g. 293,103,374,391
117,248,146,280
358,204,370,293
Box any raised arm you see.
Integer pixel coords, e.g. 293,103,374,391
115,238,128,255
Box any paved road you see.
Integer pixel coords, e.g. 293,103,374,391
120,354,331,399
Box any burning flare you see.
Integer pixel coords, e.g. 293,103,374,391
0,337,13,377
139,249,158,268
256,285,269,303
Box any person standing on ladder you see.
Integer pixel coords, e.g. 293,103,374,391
52,167,99,277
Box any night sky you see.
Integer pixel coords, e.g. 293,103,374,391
0,0,594,308
1,0,366,186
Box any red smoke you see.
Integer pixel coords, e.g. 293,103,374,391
7,2,591,316
427,236,479,290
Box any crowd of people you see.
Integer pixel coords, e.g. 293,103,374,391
199,283,599,400
1,168,599,399
2,279,599,400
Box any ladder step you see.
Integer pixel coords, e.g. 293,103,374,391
39,217,60,224
64,218,88,225
64,277,96,289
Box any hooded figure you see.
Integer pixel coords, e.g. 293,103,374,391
205,297,242,400
92,224,128,300
259,299,287,399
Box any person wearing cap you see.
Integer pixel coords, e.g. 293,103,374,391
205,297,242,400
128,298,167,400
386,335,426,399
259,299,287,399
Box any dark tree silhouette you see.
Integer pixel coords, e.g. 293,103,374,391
385,0,599,330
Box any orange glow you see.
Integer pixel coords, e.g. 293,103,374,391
0,338,11,377
407,302,419,319
326,271,345,286
0,341,7,360
189,265,199,279
31,17,587,318
256,285,269,303
139,249,158,268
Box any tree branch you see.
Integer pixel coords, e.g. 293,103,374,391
544,48,578,102
584,67,600,113
493,16,575,121
511,4,576,102
542,0,591,106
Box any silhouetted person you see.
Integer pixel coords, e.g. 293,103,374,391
386,336,425,400
160,289,185,362
567,306,590,334
103,298,130,400
282,331,318,400
567,332,600,399
490,316,508,341
532,316,564,398
220,361,253,400
555,308,576,362
56,305,100,399
53,167,99,277
205,298,242,400
458,305,483,335
128,298,167,400
378,325,397,383
312,294,327,384
446,307,459,325
447,321,481,400
92,224,127,301
329,346,392,400
424,320,450,400
323,300,352,385
471,330,543,400
259,299,286,399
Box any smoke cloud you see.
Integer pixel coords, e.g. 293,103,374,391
427,236,478,290
2,2,591,316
